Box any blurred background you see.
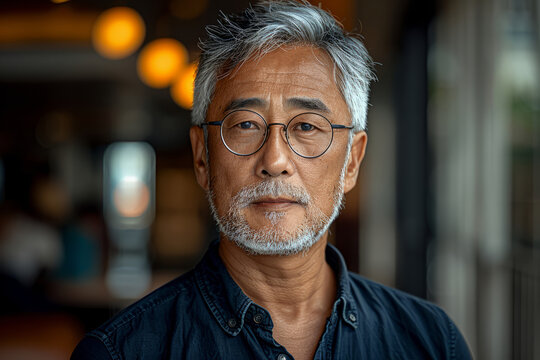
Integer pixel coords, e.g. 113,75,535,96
0,0,538,359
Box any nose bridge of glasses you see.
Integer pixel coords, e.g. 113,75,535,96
265,122,288,142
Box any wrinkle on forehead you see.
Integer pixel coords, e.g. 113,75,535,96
228,45,335,85
227,78,333,93
226,44,335,76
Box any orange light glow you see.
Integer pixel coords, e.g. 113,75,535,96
137,38,188,88
92,7,145,59
170,62,197,109
51,0,70,3
113,177,150,218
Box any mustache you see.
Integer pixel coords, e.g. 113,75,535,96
231,180,311,208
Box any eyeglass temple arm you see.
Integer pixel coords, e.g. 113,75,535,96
331,124,354,129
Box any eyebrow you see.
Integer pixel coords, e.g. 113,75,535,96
223,96,331,114
285,97,330,113
225,98,267,111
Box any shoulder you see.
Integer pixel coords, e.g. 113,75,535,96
348,272,445,319
346,272,471,359
71,335,112,360
73,270,202,359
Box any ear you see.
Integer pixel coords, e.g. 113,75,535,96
343,131,367,194
190,126,209,191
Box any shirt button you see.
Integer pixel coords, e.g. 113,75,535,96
348,313,357,322
253,313,263,324
277,354,287,360
227,318,237,328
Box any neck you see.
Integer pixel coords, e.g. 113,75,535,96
219,234,338,360
218,233,336,315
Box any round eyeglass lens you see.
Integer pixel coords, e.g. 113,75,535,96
287,113,332,158
221,110,267,155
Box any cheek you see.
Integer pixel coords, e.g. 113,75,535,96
302,159,343,207
208,174,234,218
208,152,252,212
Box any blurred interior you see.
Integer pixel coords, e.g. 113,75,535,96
0,0,538,359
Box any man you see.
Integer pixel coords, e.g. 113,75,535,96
72,1,471,359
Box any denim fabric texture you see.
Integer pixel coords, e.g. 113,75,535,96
71,240,472,360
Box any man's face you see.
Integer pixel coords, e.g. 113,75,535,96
190,46,367,255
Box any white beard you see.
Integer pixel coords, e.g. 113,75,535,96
207,162,347,256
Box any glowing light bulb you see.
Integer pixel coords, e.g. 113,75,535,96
170,62,197,109
92,7,145,59
137,38,188,88
103,142,155,227
113,176,150,218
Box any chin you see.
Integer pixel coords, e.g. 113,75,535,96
230,233,321,256
222,216,332,256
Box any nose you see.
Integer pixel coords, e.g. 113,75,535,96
256,123,295,178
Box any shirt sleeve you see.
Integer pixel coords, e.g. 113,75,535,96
449,319,473,360
71,335,113,360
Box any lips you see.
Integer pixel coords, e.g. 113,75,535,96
251,197,298,206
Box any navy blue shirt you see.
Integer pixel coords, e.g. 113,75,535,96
72,241,471,359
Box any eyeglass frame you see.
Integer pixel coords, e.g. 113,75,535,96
200,109,354,159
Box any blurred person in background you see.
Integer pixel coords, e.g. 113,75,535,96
0,158,93,359
72,1,471,359
0,162,67,314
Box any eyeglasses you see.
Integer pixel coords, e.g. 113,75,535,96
201,109,353,159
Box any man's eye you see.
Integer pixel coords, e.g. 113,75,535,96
299,123,315,131
238,121,254,129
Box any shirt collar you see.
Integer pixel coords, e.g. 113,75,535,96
194,240,252,336
325,242,359,328
195,240,358,336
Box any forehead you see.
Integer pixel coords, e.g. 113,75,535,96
208,46,349,118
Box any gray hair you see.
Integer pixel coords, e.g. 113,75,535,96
192,0,376,132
